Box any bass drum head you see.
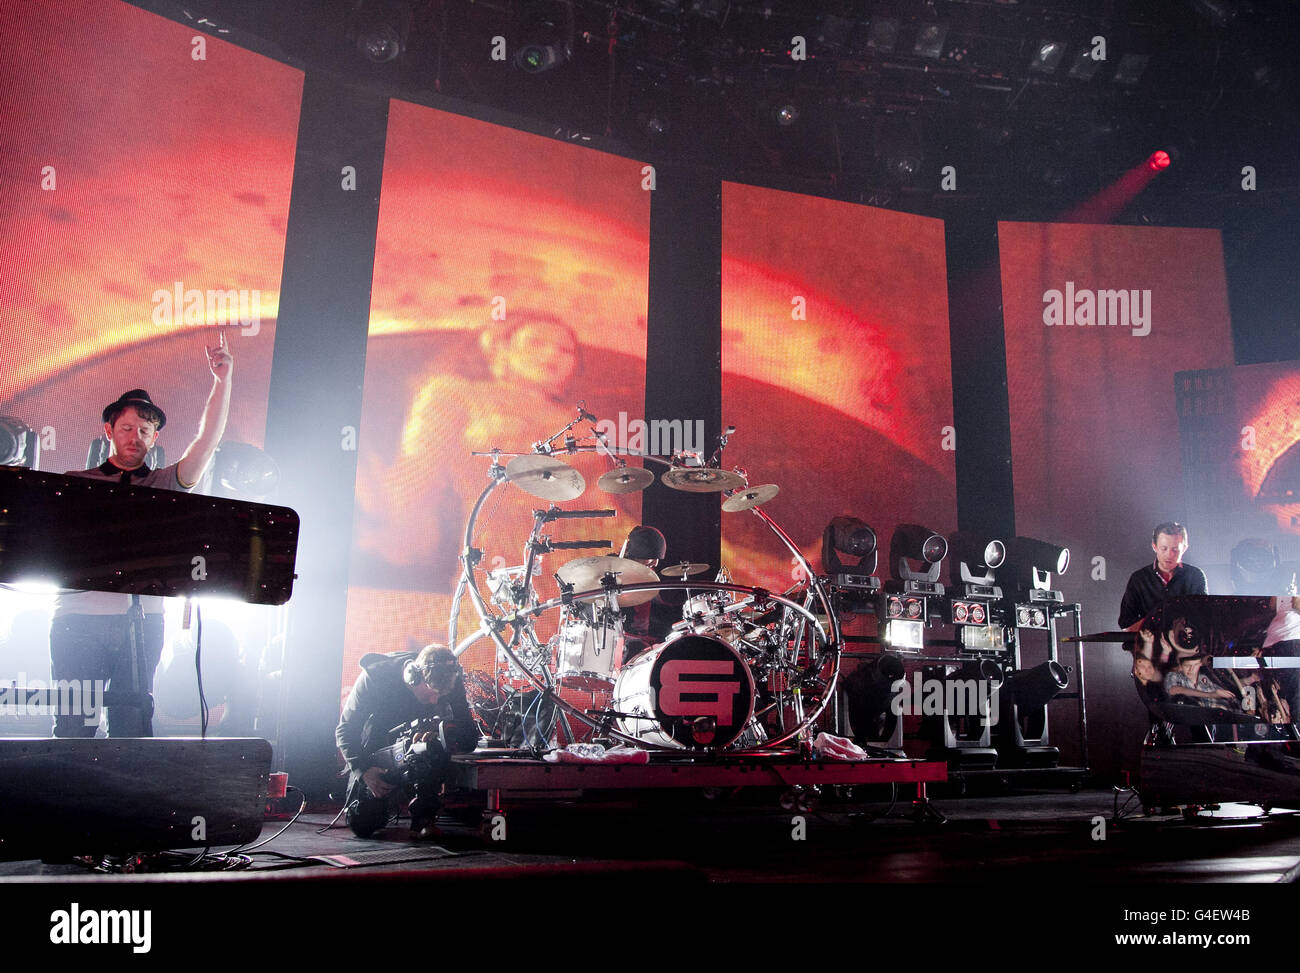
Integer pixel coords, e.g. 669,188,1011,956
614,634,755,749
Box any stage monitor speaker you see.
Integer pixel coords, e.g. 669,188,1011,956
0,737,272,861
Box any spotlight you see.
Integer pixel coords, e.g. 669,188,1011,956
0,417,39,469
514,1,574,74
889,524,947,584
1067,47,1103,80
350,0,412,64
1113,53,1149,85
911,22,948,60
1028,40,1067,74
209,442,280,502
774,104,799,127
1147,149,1172,171
1001,661,1068,710
823,517,881,609
823,516,877,575
1003,535,1069,591
947,531,1006,588
844,653,905,744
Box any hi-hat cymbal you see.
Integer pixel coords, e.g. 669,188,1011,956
722,483,780,512
555,555,660,606
660,562,710,578
661,467,747,493
504,454,586,502
597,466,655,494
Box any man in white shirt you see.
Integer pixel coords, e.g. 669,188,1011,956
49,333,234,737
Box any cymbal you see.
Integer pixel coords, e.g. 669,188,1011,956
661,467,746,493
722,483,780,512
555,555,660,606
504,454,586,502
597,466,655,494
660,562,710,578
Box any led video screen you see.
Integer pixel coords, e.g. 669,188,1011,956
343,100,651,691
720,182,958,593
1000,221,1235,624
1177,359,1300,589
0,0,302,723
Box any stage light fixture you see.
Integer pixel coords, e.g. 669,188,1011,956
1067,47,1103,80
775,104,799,127
889,524,947,584
912,22,948,60
1004,535,1069,591
1001,661,1068,710
1113,53,1149,85
947,530,1006,588
1029,40,1067,74
514,1,574,74
844,653,905,743
210,442,281,502
350,0,412,64
0,417,39,468
823,516,877,575
1147,149,1172,171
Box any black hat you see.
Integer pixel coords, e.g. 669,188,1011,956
102,389,166,429
622,525,667,561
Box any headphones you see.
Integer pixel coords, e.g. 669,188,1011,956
403,653,461,691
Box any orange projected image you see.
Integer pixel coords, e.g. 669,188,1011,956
720,183,957,592
1000,221,1235,610
343,101,651,688
0,0,301,471
1178,360,1300,559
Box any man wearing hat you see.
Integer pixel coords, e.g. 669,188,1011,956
49,332,234,737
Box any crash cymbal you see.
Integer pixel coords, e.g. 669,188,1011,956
504,454,586,502
722,483,780,512
660,562,710,578
661,467,747,493
555,555,660,606
597,466,655,494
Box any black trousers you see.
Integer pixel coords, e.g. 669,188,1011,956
49,613,164,737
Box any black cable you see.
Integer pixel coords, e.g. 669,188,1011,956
228,785,308,854
194,601,209,739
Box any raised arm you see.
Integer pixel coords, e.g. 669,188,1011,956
177,330,234,488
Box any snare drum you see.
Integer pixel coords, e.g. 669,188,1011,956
612,633,756,749
555,615,624,691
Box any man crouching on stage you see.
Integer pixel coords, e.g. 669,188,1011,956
336,645,478,838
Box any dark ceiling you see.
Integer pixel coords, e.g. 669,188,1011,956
136,0,1298,221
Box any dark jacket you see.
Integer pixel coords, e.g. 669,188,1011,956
335,651,477,776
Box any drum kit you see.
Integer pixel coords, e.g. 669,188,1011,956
448,404,840,754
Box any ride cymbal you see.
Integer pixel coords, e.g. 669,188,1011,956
722,483,780,512
504,454,586,502
659,562,710,578
661,467,746,493
555,555,660,606
597,466,655,494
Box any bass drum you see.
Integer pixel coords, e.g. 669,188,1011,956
613,633,756,749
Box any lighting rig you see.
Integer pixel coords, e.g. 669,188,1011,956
946,531,1010,654
879,524,948,651
994,536,1078,768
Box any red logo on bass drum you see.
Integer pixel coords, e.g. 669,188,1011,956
657,659,740,722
